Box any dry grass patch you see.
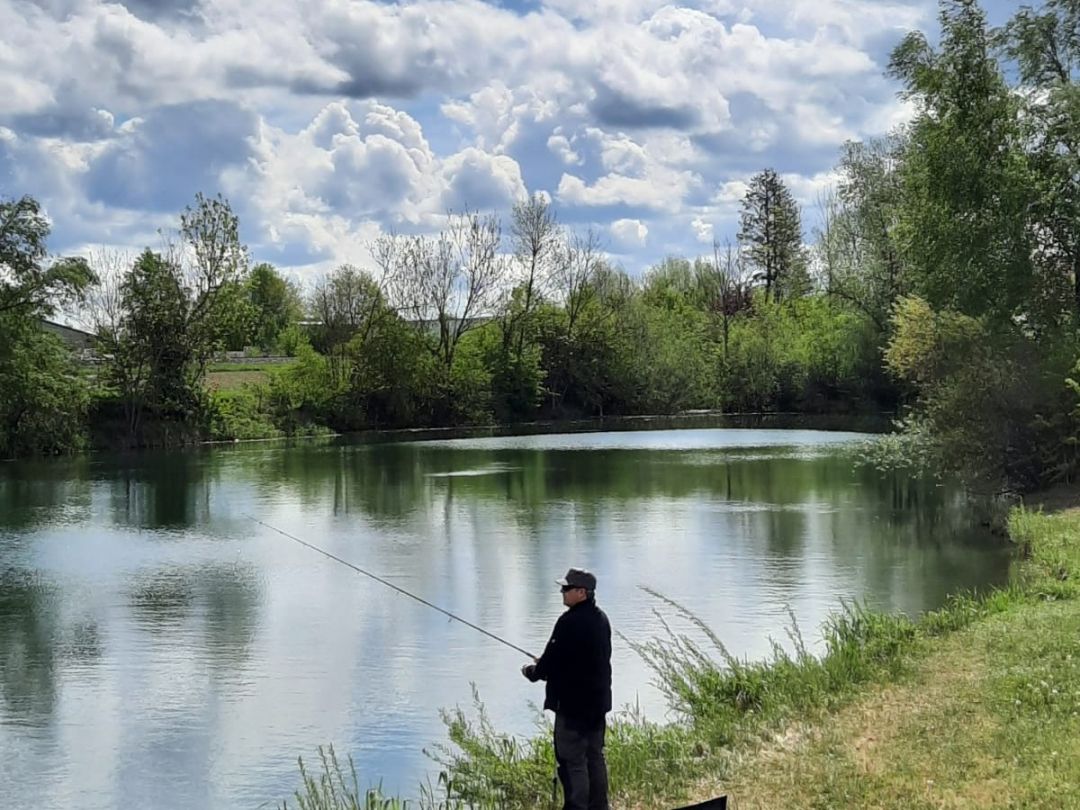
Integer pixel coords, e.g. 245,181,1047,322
205,369,269,390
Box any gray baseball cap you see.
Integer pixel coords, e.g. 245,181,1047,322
556,568,597,591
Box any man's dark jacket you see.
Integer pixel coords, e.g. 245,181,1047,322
526,598,612,728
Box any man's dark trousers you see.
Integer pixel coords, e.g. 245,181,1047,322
554,713,609,810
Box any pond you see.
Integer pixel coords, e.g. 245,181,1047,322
0,429,1012,808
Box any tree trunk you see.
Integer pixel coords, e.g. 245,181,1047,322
1073,252,1080,320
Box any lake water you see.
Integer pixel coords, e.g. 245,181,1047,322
0,429,1012,808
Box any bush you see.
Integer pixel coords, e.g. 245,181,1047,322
207,387,280,441
268,344,339,434
0,326,91,457
883,296,1069,493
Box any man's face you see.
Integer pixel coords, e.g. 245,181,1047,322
562,585,586,607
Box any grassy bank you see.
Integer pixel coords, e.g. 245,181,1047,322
281,507,1079,810
712,507,1080,809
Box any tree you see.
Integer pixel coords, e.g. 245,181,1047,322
175,192,249,369
309,264,387,387
503,194,559,358
885,296,1048,491
481,195,562,421
553,226,603,340
643,257,698,310
213,278,258,352
381,210,506,372
0,195,95,457
91,193,250,442
247,262,302,351
816,137,907,334
539,259,637,418
1003,0,1080,320
118,249,194,425
888,0,1036,325
634,286,715,414
88,249,151,439
0,196,94,317
738,169,807,304
345,313,433,428
695,241,753,361
0,323,89,457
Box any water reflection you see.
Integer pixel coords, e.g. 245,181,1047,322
0,571,62,725
0,429,1012,808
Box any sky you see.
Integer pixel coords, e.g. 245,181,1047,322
0,0,1020,281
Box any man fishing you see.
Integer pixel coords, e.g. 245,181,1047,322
521,568,612,810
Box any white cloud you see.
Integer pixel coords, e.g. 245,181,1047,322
754,0,927,46
546,131,581,166
556,129,700,212
781,170,842,206
440,148,528,211
610,218,649,248
1,0,927,275
714,180,750,206
691,217,714,244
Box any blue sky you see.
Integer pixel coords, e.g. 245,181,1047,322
0,0,1021,281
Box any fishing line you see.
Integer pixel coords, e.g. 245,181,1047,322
246,514,537,659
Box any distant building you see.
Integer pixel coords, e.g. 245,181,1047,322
39,319,98,361
299,315,494,336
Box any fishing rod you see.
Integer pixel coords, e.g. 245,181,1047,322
246,515,537,660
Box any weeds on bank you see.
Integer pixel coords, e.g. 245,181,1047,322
281,744,492,810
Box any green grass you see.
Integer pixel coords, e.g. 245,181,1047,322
722,600,1080,808
717,507,1080,808
282,507,1080,809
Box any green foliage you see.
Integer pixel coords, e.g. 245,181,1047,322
628,296,716,414
883,295,1065,491
0,323,90,457
628,591,919,750
719,297,880,413
344,314,434,430
212,278,259,353
268,344,340,434
1010,507,1080,599
247,263,302,351
856,414,942,477
1002,0,1080,320
283,745,477,810
430,689,555,807
889,0,1037,324
276,323,309,357
207,387,280,442
118,249,198,420
445,333,494,425
486,338,545,423
0,190,899,456
428,687,703,809
819,136,907,334
88,193,251,445
0,195,95,456
0,195,95,319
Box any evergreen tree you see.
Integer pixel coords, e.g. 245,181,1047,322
738,169,807,303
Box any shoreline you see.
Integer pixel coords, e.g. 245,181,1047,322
0,410,894,465
279,494,1080,809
